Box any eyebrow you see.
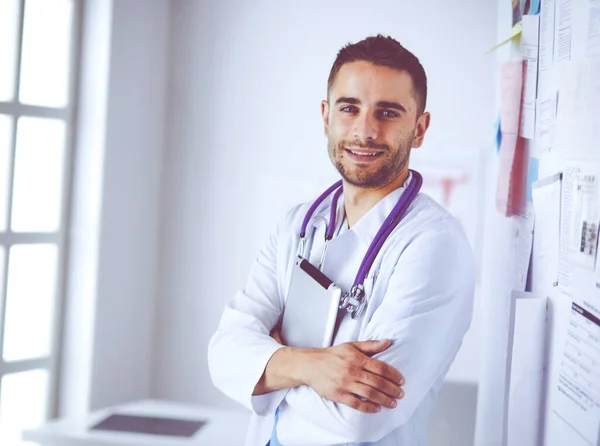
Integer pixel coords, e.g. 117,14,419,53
334,97,407,114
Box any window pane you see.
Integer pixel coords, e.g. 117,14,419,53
11,117,65,233
3,244,58,362
0,369,48,446
19,0,73,107
0,0,19,102
0,115,13,232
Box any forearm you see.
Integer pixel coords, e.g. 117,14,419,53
253,346,314,395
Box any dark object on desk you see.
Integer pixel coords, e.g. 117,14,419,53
89,413,206,437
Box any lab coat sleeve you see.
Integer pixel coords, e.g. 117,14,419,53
276,229,476,445
207,209,297,415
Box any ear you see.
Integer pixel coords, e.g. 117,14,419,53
321,100,330,136
411,112,431,148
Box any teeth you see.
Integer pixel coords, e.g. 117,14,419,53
350,150,378,156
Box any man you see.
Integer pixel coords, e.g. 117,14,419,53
208,35,475,445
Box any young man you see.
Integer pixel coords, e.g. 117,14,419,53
208,35,475,445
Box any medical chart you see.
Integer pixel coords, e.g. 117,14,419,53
552,279,600,446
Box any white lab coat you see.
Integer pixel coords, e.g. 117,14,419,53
208,178,476,446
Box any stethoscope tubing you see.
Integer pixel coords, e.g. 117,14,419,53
299,170,423,288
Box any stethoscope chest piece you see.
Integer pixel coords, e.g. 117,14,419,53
339,284,366,319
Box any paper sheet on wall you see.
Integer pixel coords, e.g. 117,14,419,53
532,173,562,292
559,165,600,295
559,166,580,295
512,203,535,291
588,0,600,56
507,292,548,446
554,60,579,156
536,0,558,155
535,94,557,155
497,61,528,216
570,0,600,59
554,57,600,158
540,0,557,71
569,173,600,271
521,15,541,139
500,61,525,135
555,0,573,61
550,270,600,446
594,238,600,287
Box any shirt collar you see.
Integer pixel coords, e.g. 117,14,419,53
337,171,413,246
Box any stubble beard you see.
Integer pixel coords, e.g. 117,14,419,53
328,135,413,189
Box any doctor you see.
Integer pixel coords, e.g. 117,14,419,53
208,35,475,446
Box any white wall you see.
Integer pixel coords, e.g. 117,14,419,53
59,0,169,416
474,2,533,445
154,0,498,407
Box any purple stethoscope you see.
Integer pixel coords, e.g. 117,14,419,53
297,170,423,318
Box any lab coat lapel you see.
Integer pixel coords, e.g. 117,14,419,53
349,185,407,247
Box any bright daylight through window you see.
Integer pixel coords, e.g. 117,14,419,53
0,0,78,444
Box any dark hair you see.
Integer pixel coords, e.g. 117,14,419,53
327,35,428,115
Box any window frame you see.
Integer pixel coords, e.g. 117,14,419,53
0,0,82,421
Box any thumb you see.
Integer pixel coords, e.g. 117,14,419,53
352,339,392,354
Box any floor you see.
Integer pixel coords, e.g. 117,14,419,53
427,382,478,446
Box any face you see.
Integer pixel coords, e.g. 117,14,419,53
322,61,430,189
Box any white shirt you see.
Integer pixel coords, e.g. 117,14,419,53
208,177,476,446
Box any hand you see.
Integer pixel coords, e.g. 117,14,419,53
300,339,405,413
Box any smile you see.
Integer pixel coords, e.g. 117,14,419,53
344,148,384,161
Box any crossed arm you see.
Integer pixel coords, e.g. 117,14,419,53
208,223,475,444
254,333,405,413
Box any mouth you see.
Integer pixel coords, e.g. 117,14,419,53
344,147,384,162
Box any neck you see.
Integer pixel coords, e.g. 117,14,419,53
343,169,410,228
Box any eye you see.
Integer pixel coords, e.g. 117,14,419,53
340,105,359,113
378,109,399,119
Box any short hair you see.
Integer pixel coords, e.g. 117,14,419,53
327,35,428,115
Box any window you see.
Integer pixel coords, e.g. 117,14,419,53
0,0,79,443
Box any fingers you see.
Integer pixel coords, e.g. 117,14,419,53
349,382,401,409
363,357,404,387
342,340,405,386
352,339,391,355
357,370,404,400
338,393,381,413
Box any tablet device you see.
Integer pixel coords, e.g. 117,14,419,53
280,256,342,348
89,413,206,437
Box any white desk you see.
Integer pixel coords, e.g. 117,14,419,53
22,399,251,446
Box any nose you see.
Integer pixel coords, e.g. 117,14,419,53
352,111,378,142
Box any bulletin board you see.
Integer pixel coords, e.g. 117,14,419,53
497,0,600,444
